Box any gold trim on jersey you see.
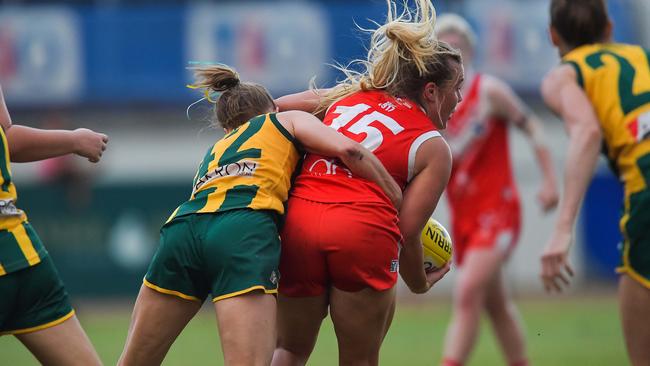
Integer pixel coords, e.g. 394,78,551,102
143,278,202,302
0,127,24,230
11,222,41,266
1,310,76,336
0,263,5,276
212,285,277,302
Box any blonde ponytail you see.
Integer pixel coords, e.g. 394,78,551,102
317,0,461,112
189,64,241,95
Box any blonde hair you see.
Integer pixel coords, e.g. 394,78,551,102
189,64,275,130
317,0,462,111
434,13,477,48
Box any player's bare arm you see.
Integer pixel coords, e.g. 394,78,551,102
398,137,452,293
485,75,559,212
275,89,331,119
277,110,402,208
540,64,602,292
6,126,108,163
0,85,12,132
0,85,106,163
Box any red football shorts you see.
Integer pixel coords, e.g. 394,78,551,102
279,196,402,297
452,206,521,266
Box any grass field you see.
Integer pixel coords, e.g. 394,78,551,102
2,294,626,365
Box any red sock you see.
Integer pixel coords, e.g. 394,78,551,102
441,358,463,366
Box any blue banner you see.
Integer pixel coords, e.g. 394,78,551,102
0,1,641,106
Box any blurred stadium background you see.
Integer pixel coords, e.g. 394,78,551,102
1,0,647,364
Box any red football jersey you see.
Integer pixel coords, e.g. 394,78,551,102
445,74,520,233
291,90,442,206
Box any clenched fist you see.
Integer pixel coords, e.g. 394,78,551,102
72,128,108,163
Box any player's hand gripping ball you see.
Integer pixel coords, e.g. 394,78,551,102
421,218,452,271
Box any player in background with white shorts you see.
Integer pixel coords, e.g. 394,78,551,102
435,15,558,366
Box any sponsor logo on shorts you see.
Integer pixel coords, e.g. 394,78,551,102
390,259,399,273
270,270,279,285
193,160,258,193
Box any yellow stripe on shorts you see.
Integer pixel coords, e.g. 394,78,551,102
143,278,202,302
11,223,40,266
212,285,278,302
1,310,76,336
0,263,6,276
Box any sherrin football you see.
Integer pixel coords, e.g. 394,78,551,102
421,217,452,270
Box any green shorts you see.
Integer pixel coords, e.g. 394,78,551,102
618,188,650,289
145,209,281,302
0,255,74,335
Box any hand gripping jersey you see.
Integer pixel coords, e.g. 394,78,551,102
290,90,441,205
443,74,521,263
167,113,302,223
0,128,46,276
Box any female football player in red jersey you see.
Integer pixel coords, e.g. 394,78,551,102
434,14,558,366
0,84,107,365
270,1,462,365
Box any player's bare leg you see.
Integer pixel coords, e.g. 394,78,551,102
619,274,650,366
214,291,277,366
17,314,102,366
442,248,505,364
329,286,396,366
381,295,397,343
118,285,202,366
484,269,527,365
271,293,328,366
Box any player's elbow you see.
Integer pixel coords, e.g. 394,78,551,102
585,123,602,140
573,119,601,141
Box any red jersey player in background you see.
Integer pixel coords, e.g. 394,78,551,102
271,1,462,365
435,14,558,366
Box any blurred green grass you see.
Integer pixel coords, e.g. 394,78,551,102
2,294,626,365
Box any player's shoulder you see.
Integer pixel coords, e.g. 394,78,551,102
274,110,319,139
342,90,425,118
412,134,451,176
541,64,577,96
334,89,378,106
480,74,514,99
418,134,450,157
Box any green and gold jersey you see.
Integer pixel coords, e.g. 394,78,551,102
564,43,650,201
0,127,45,277
167,113,302,223
0,126,25,225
